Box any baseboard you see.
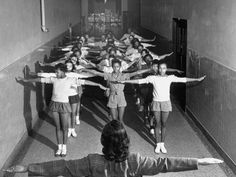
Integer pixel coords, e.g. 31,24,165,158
0,112,45,177
185,106,236,174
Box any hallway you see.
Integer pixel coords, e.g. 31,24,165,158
1,0,236,176
11,94,233,177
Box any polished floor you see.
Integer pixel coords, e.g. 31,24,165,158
11,91,234,177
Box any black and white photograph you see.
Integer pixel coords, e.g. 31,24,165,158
0,0,235,176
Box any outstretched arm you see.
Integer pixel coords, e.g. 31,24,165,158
38,60,64,67
16,77,41,83
153,52,173,61
83,80,107,90
167,68,184,74
2,157,222,176
186,75,206,82
172,75,206,83
3,157,91,176
123,57,141,70
137,153,223,176
140,35,156,42
120,33,128,41
120,78,147,85
82,59,97,68
81,68,105,77
129,68,151,78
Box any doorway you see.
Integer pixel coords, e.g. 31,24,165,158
87,0,122,37
172,18,187,111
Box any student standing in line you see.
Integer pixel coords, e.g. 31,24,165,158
30,60,95,126
4,120,223,177
82,59,151,123
119,61,206,154
16,63,107,157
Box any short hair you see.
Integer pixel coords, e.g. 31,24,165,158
158,60,167,67
138,44,144,49
111,58,121,67
152,59,159,65
72,46,79,52
109,48,117,54
73,49,82,55
101,120,130,162
109,54,116,60
143,54,153,66
55,63,67,72
141,49,149,55
65,60,75,71
131,38,140,48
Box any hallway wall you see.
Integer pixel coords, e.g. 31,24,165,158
0,0,81,169
140,0,236,167
127,0,140,29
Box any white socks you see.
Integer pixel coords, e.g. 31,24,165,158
155,142,167,154
136,98,140,105
71,128,77,137
55,144,62,156
56,144,67,156
150,128,155,135
76,115,80,125
155,143,161,154
160,142,167,154
61,144,67,156
68,128,77,138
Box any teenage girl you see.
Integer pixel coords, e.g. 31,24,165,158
83,59,151,123
119,61,206,154
17,63,107,157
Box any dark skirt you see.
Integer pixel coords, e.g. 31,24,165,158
69,94,80,104
49,101,72,113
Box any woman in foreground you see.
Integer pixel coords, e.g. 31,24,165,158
4,120,223,177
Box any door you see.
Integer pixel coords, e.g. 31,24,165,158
172,18,187,111
87,0,122,37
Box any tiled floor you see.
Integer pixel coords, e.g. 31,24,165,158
10,93,234,177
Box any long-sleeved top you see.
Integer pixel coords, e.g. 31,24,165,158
27,153,198,177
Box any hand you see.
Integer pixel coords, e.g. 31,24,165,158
15,77,25,82
168,52,174,56
152,36,156,41
99,85,107,90
197,158,223,165
198,75,206,81
38,61,45,66
177,70,184,74
2,165,28,173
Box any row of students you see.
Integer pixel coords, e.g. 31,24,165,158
81,28,208,155
17,28,201,157
6,28,224,177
